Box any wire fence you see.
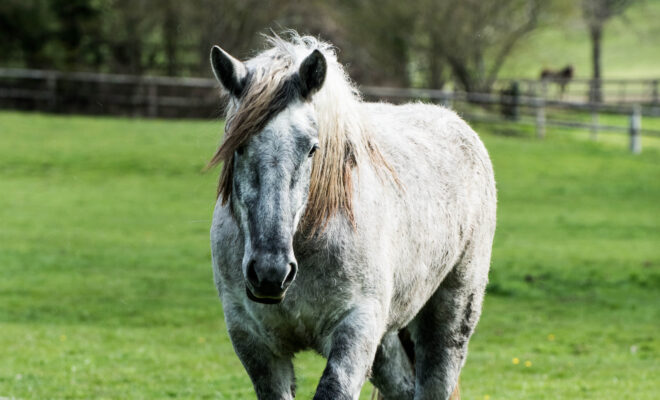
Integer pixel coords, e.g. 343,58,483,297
1,68,659,153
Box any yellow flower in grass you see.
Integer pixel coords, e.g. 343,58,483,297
60,335,67,342
525,360,532,367
512,357,520,365
197,337,206,344
484,395,491,400
548,334,555,341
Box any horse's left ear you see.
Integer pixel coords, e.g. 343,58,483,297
298,50,326,99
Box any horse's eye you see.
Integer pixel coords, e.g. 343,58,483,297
309,144,319,157
236,146,245,156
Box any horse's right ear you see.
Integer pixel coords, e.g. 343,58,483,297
298,50,326,99
210,45,247,97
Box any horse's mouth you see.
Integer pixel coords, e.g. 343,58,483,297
245,286,284,305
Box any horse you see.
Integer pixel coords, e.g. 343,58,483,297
208,33,496,400
540,65,574,99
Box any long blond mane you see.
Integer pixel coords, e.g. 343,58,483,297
208,33,395,234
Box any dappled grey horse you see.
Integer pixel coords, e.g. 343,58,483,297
208,33,496,400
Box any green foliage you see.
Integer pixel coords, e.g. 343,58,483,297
0,112,658,398
0,0,657,87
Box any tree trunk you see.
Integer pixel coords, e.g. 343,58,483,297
163,2,178,76
590,24,603,103
429,35,445,89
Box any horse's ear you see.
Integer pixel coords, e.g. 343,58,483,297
210,45,247,97
298,49,326,99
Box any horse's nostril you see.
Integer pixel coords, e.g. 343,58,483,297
246,259,259,286
283,262,297,288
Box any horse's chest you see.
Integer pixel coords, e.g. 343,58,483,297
249,301,339,354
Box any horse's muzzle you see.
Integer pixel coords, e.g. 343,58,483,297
244,254,297,304
245,286,285,304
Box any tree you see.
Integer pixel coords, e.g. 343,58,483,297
161,0,180,76
331,0,415,87
582,0,635,102
419,0,546,92
191,0,291,76
0,0,558,89
333,0,551,91
50,0,101,69
0,0,55,68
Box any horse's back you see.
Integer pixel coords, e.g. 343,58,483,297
359,101,496,327
364,101,495,222
366,101,494,205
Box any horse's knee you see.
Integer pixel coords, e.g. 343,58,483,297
370,332,415,400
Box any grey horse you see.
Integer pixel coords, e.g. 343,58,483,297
208,33,496,400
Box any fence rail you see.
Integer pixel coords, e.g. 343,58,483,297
0,68,221,119
494,77,660,105
360,85,659,149
1,68,658,153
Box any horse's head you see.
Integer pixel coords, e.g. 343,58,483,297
210,45,327,304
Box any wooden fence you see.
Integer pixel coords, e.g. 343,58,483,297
0,68,222,119
494,77,660,105
361,86,658,153
1,68,658,153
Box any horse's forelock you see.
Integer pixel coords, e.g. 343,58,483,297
209,33,397,234
207,55,296,200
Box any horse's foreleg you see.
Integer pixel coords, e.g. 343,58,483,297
314,308,383,400
370,331,415,400
408,256,488,400
227,325,296,400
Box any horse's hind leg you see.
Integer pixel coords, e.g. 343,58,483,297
370,331,415,400
408,255,489,400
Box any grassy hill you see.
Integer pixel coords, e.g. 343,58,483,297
501,1,660,79
0,111,658,399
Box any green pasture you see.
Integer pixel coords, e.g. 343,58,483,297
0,111,658,399
502,1,660,79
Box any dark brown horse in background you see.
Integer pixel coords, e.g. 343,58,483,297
540,65,574,99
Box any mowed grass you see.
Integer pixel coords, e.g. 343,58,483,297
0,111,658,399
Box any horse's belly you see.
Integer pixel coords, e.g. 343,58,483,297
387,258,454,329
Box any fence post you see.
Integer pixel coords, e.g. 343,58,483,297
148,82,158,118
47,72,57,112
589,78,603,103
590,104,599,141
500,81,520,121
535,97,546,139
629,105,641,154
540,80,548,102
440,90,453,108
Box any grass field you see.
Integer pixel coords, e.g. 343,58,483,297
0,111,659,399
